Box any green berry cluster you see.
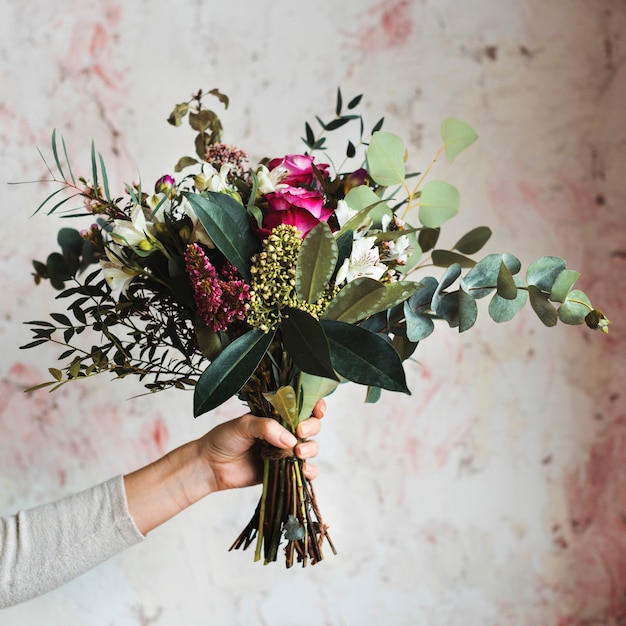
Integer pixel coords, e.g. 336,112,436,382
246,224,337,332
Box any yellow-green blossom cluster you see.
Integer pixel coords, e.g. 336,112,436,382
246,224,337,332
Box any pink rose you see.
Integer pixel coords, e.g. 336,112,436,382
268,154,329,187
259,187,335,238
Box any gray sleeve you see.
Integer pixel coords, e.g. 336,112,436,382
0,475,145,608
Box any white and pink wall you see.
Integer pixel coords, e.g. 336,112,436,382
1,1,625,624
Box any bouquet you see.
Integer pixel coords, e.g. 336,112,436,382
22,88,609,567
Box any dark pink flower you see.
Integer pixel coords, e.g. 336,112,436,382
268,154,329,187
261,187,335,238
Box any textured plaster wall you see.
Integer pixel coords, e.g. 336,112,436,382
1,0,625,624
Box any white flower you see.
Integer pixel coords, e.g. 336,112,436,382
195,163,232,193
111,204,155,251
99,246,140,295
254,164,276,194
180,198,215,248
145,193,171,222
335,236,388,284
335,199,357,228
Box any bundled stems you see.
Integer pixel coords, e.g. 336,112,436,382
229,452,335,567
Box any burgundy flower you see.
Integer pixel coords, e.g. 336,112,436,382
267,154,329,187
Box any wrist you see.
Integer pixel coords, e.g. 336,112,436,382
124,438,216,535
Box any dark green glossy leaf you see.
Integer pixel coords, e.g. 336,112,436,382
321,320,409,393
453,226,492,255
528,285,558,327
296,222,338,303
185,192,257,282
51,312,72,326
281,308,337,380
193,328,275,417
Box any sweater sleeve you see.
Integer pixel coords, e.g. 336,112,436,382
0,475,145,608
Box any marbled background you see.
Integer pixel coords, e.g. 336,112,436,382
1,0,624,624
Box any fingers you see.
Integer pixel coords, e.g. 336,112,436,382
240,414,298,449
311,398,326,419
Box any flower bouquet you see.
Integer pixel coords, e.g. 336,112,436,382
22,88,608,567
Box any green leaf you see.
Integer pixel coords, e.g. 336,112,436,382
365,386,382,403
526,256,567,292
379,281,421,311
418,181,460,228
488,277,528,323
193,328,275,417
431,249,476,268
296,222,338,303
323,277,386,324
90,140,99,196
458,288,478,332
321,320,409,393
441,118,478,162
189,109,219,132
550,269,580,303
342,185,392,229
174,156,199,172
298,372,339,422
98,152,111,202
453,226,492,255
51,130,66,180
404,301,435,341
461,253,502,299
366,131,406,186
167,102,189,126
497,260,517,300
558,289,592,325
528,285,558,327
185,192,257,283
281,308,338,380
49,368,63,381
432,264,462,313
285,514,305,541
264,386,299,429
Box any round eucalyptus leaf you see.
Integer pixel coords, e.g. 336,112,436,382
404,302,434,342
488,278,528,323
366,131,406,186
528,285,558,327
441,118,479,162
418,181,460,229
551,269,581,303
526,256,567,292
461,253,501,299
558,289,592,325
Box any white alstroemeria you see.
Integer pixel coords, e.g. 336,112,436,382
386,234,411,263
145,192,171,223
111,204,155,251
195,163,232,193
335,199,357,228
180,197,215,248
99,246,140,295
254,164,276,194
335,236,388,285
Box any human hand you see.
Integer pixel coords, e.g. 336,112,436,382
198,399,326,493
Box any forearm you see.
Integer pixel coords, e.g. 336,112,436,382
124,438,215,535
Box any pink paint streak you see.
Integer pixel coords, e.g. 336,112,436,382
550,415,626,623
343,0,415,52
0,362,169,491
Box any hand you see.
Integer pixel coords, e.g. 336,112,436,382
199,399,325,492
124,400,325,535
